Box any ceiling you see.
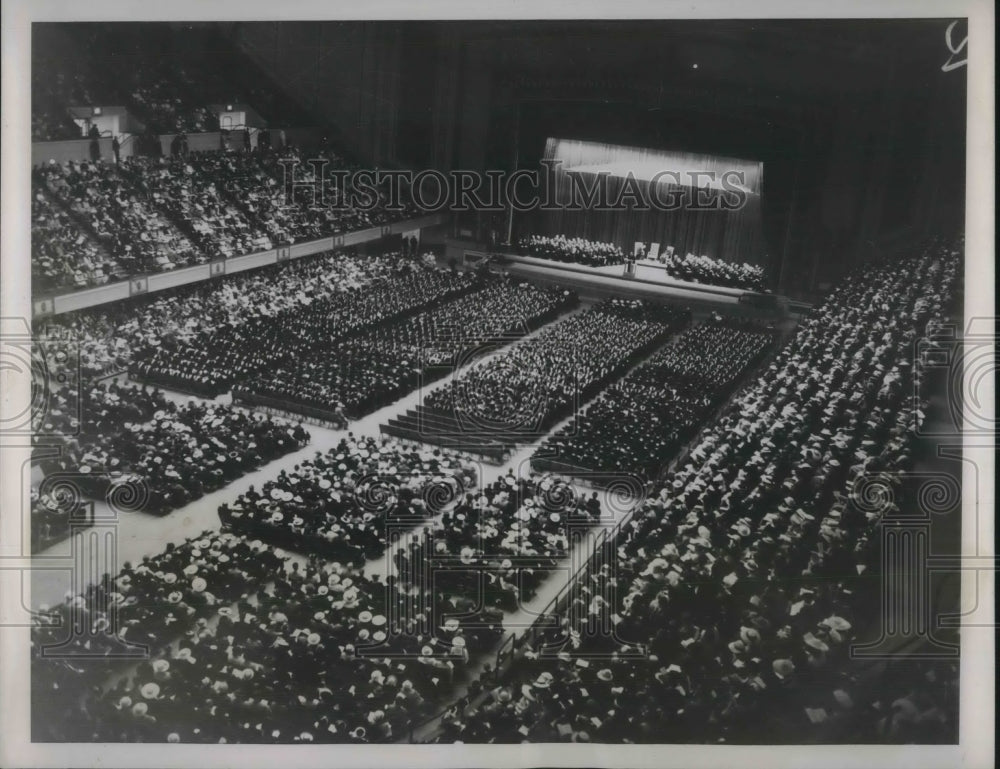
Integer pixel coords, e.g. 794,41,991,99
411,18,960,103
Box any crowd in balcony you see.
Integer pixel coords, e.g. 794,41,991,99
121,155,275,257
32,146,426,293
32,186,118,292
35,160,202,279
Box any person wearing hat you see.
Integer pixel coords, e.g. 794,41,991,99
35,243,959,744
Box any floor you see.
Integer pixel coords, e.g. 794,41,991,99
29,300,606,609
28,297,793,743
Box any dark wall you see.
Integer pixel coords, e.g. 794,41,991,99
778,34,966,296
234,22,403,165
229,19,967,296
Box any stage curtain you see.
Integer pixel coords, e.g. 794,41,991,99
522,138,766,266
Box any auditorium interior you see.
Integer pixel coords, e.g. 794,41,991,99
25,18,968,745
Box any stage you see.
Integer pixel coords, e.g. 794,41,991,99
595,259,746,297
456,248,803,317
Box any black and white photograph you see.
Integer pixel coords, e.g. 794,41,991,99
0,1,994,767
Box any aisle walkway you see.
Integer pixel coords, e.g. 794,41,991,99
29,304,761,661
28,298,786,745
29,301,590,609
29,420,346,609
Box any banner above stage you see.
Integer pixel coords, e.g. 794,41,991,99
548,137,762,196
522,137,767,268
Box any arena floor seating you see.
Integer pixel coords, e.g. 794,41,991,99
23,18,971,753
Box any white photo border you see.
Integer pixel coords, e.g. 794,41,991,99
1,1,993,768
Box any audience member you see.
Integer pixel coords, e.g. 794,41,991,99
433,243,961,744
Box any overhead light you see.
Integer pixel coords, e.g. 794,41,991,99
692,63,699,69
93,106,102,116
226,104,234,111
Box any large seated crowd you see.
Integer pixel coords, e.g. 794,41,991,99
235,276,576,421
35,160,202,286
29,229,962,743
432,242,961,743
32,528,505,743
132,260,476,398
32,146,421,293
33,379,310,517
33,452,611,743
516,234,625,267
423,299,690,436
36,249,395,382
537,318,773,479
27,21,965,749
32,25,310,141
219,434,480,566
397,472,605,614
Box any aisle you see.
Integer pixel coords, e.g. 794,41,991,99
29,302,590,610
29,420,347,609
27,300,781,746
